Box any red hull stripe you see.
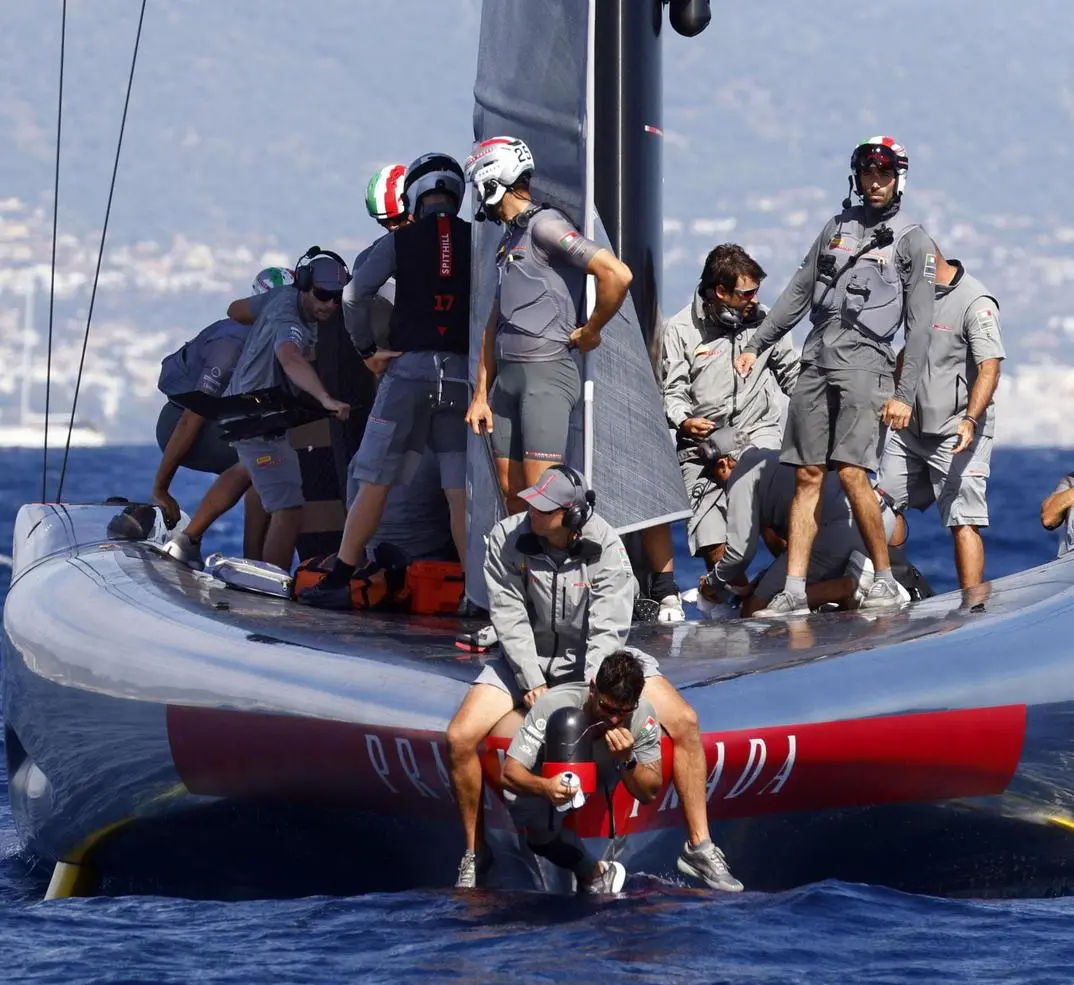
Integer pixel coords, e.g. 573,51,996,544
166,704,1026,837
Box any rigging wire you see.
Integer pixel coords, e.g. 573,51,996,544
42,0,67,502
56,0,147,501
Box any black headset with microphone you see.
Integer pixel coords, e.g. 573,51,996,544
553,464,596,531
293,245,350,292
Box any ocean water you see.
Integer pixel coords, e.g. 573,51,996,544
0,444,1072,985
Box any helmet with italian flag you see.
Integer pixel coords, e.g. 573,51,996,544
850,136,909,198
251,266,295,295
365,163,408,221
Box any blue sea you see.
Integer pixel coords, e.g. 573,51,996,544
1,444,1072,985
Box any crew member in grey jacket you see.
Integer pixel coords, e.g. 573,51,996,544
734,136,935,616
877,250,1003,590
445,465,741,894
662,244,799,569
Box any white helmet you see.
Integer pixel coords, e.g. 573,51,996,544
402,153,466,215
251,266,295,295
464,136,535,212
850,135,910,199
366,163,408,220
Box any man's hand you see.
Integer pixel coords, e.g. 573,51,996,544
465,396,494,436
544,771,577,806
680,417,715,440
952,417,976,454
604,726,636,762
151,487,181,528
523,685,548,709
363,349,403,376
881,398,912,430
320,396,350,421
734,352,757,378
569,324,603,353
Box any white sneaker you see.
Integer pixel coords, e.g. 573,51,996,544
161,531,204,570
859,578,911,610
580,860,627,895
844,550,875,606
754,590,809,618
657,594,686,623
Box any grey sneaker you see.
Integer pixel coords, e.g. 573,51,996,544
580,860,627,895
859,577,911,610
455,849,478,889
754,590,809,618
161,531,204,571
677,839,744,892
657,593,686,623
845,550,875,606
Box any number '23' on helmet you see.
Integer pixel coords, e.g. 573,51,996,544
464,136,535,209
850,135,909,197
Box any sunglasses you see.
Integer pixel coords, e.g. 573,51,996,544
595,693,638,718
311,286,343,304
732,286,759,300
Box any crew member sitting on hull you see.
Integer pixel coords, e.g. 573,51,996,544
463,135,633,511
166,250,351,571
298,153,471,609
154,266,294,560
502,649,662,895
699,427,898,617
1041,475,1074,558
662,244,799,574
876,250,1004,591
446,464,742,893
735,136,936,615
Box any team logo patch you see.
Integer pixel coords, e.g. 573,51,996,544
254,454,278,468
924,253,937,284
559,230,581,250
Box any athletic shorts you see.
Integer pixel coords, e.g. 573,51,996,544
475,645,662,707
680,457,728,556
877,429,991,527
155,401,237,475
752,500,898,602
489,356,581,462
350,352,468,489
781,365,892,472
234,434,303,513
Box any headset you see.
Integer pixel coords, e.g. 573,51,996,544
554,464,597,531
293,245,350,293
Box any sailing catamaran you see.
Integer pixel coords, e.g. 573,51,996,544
5,0,1074,902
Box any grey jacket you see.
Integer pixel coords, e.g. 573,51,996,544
484,511,636,691
661,294,799,435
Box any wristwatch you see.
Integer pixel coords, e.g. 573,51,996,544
618,756,638,773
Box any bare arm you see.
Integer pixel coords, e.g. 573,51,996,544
473,301,499,401
228,298,257,324
966,359,1000,424
1042,481,1074,530
502,757,560,800
151,408,205,524
582,248,632,335
275,342,347,419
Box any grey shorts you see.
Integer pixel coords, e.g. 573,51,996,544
781,365,892,472
475,646,662,707
351,353,468,489
234,434,303,512
753,502,898,601
877,429,991,527
680,457,728,556
155,401,237,475
490,356,581,462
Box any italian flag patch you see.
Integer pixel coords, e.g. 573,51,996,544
639,715,658,737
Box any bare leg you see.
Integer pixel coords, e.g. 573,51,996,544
336,482,392,566
241,486,269,560
261,505,302,570
701,544,725,570
443,487,467,567
642,524,674,575
642,676,708,847
498,458,527,515
446,684,517,853
836,464,890,572
185,463,251,541
952,524,984,589
785,465,825,580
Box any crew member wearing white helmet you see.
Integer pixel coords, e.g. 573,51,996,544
461,136,633,515
298,154,472,608
153,266,293,550
734,136,937,615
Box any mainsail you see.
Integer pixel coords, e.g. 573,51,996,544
465,0,691,601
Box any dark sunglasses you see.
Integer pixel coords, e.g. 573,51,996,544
311,286,343,304
595,693,638,718
732,286,759,300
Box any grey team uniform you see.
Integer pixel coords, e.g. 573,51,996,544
662,296,800,555
745,205,936,472
490,207,600,462
156,318,248,474
713,446,897,601
477,510,659,703
350,237,395,350
877,263,1004,528
224,288,317,512
1049,475,1074,558
343,229,468,491
505,681,661,851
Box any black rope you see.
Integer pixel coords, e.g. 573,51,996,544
42,0,66,502
56,0,147,501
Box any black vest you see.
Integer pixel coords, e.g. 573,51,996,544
388,213,471,354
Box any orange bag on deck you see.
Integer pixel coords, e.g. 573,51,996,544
292,546,411,611
405,560,465,615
